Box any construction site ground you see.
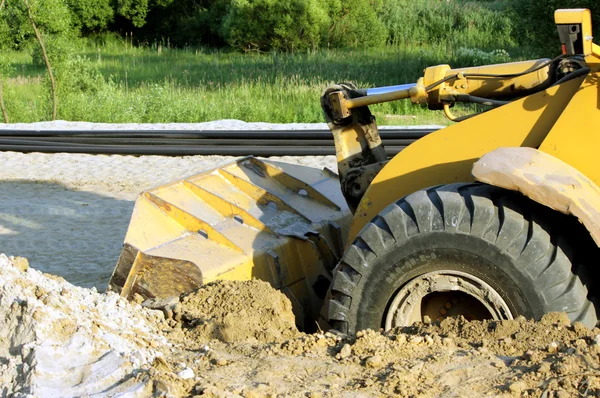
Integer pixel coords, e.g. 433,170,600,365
2,121,600,397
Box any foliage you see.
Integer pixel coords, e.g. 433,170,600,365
509,0,600,55
2,42,525,124
221,0,329,51
31,34,73,66
454,47,511,66
135,0,230,47
116,0,149,28
379,0,515,50
0,0,73,50
326,0,387,48
65,0,114,33
53,55,105,95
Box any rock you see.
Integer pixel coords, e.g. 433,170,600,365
338,344,352,359
508,380,528,393
177,368,195,380
547,342,559,353
142,296,180,310
9,256,29,272
410,336,424,344
364,355,384,369
132,293,145,304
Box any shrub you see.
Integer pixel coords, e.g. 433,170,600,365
0,0,73,50
454,47,511,66
54,55,105,95
380,0,515,50
326,0,387,48
65,0,114,33
31,34,74,66
221,0,330,52
116,0,149,28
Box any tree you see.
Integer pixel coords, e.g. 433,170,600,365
65,0,113,33
326,0,387,48
221,0,330,52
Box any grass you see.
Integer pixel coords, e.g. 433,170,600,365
1,38,522,125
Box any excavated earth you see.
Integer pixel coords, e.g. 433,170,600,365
3,254,600,397
2,122,600,397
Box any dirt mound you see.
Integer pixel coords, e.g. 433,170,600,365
167,280,301,345
0,253,166,396
145,278,600,397
5,256,600,397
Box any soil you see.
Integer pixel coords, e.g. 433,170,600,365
3,254,600,397
165,280,301,344
148,285,600,398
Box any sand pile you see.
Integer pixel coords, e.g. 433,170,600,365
157,280,301,345
162,313,600,397
129,278,600,397
0,253,167,397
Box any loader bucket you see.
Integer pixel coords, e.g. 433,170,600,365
108,156,351,326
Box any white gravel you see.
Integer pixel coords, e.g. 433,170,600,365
0,120,440,291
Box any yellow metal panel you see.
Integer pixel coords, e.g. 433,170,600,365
539,72,600,185
123,195,187,251
346,77,585,244
555,9,593,55
109,156,350,322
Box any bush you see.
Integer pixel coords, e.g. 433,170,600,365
380,0,515,50
221,0,329,52
65,0,114,33
31,34,75,66
0,0,73,50
54,55,105,95
509,0,600,55
326,0,387,48
135,0,231,47
454,47,511,66
116,0,149,28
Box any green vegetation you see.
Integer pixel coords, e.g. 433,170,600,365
1,39,515,124
1,0,599,124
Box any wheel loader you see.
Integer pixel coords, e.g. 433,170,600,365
109,8,600,334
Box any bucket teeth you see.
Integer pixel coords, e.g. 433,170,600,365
109,156,351,326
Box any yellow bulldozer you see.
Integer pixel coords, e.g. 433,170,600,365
109,9,600,334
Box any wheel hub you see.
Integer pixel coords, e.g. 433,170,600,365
385,270,513,329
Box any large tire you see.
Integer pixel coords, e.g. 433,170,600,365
323,183,599,335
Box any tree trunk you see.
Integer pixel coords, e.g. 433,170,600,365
24,0,57,120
